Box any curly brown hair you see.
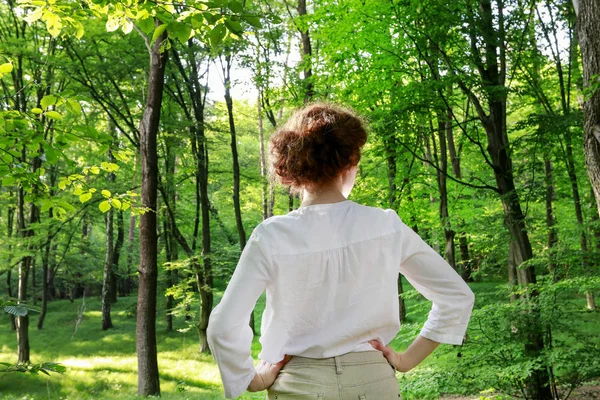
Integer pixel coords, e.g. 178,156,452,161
269,103,368,193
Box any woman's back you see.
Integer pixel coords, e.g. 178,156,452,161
258,200,402,362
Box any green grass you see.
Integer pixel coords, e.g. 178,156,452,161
0,282,597,399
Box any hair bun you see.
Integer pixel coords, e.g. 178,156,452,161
269,103,367,193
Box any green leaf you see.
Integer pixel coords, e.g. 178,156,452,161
99,200,111,213
122,19,133,34
203,12,219,25
40,94,57,110
121,202,131,211
41,199,53,213
137,17,155,34
89,166,100,174
168,21,192,44
228,0,243,13
66,99,81,115
79,192,92,203
224,18,243,34
2,176,16,186
0,63,13,74
24,7,43,23
45,111,63,120
106,17,120,32
111,198,122,209
151,23,168,43
31,108,43,114
44,147,60,164
209,23,226,48
243,14,262,29
101,189,111,198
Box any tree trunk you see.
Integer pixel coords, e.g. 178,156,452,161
449,1,551,397
222,53,252,334
544,159,558,281
16,185,31,363
439,112,456,269
297,0,315,102
383,133,407,323
7,204,16,331
111,210,124,303
163,132,178,332
458,233,472,282
136,20,166,396
574,0,600,216
38,208,52,330
258,92,269,221
170,39,212,353
102,205,114,330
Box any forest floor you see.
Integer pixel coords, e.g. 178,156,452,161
440,385,600,399
0,282,598,400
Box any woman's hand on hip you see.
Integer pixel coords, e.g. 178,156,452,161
370,335,440,373
247,355,292,392
368,340,407,372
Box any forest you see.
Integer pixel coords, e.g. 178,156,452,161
0,0,599,399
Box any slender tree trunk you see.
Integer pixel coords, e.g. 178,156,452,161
102,147,116,329
170,39,212,352
384,134,406,323
222,53,252,333
122,213,136,296
163,134,178,332
7,204,16,331
102,205,114,330
223,54,247,251
258,93,269,220
297,0,314,102
136,20,166,396
111,210,124,303
38,208,52,330
16,185,31,363
439,112,456,268
544,159,559,281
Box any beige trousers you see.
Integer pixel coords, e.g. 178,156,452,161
266,351,401,400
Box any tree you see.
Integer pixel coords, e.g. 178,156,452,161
573,0,600,218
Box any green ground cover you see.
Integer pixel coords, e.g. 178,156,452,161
0,281,597,399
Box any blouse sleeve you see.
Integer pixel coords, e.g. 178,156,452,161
207,225,271,399
395,214,475,345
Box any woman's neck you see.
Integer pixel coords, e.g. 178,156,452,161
300,186,347,207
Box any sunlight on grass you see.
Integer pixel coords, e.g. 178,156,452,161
2,282,594,399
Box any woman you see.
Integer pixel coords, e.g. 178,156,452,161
207,103,475,399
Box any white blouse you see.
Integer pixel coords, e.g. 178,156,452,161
207,200,475,399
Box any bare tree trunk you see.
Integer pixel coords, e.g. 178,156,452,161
297,0,315,102
258,93,269,220
16,185,31,363
163,133,178,332
102,205,114,330
102,147,116,330
136,20,166,396
223,54,247,251
544,159,559,281
7,204,16,331
38,207,52,330
170,40,212,353
383,133,407,323
111,210,124,303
